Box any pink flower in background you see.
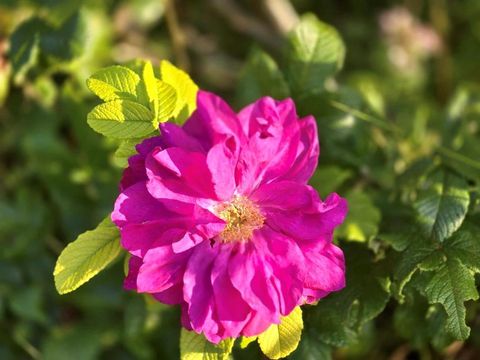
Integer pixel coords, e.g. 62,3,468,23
379,6,442,73
112,91,348,343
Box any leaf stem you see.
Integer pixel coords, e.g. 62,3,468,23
329,100,400,133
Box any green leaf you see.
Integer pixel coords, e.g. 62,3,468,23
39,11,86,61
86,66,141,102
414,171,470,243
9,13,86,83
337,190,381,242
309,165,352,198
179,329,234,360
443,224,480,271
310,244,390,347
290,328,331,360
86,62,177,139
160,60,198,123
236,46,290,106
258,306,303,359
393,238,438,300
424,257,478,340
87,100,155,139
9,287,47,324
394,225,480,340
286,13,345,96
42,325,102,360
8,17,48,82
114,138,143,167
53,217,122,294
393,289,448,349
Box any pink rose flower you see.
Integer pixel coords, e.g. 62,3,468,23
112,91,348,343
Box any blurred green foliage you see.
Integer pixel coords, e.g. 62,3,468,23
1,0,480,359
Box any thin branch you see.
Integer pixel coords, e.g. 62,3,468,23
165,0,190,71
209,0,282,50
262,0,299,34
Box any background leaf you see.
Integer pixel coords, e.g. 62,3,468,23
337,190,381,242
8,17,48,81
309,244,390,347
424,258,478,340
414,171,470,243
285,13,345,97
236,46,289,107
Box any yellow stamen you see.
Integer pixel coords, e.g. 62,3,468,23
216,196,264,243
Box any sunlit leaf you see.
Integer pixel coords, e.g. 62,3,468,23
141,60,159,120
86,66,141,102
87,99,155,139
179,329,233,360
160,60,198,123
258,306,303,359
53,217,122,294
157,80,177,123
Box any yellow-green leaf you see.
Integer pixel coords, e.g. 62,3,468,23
160,60,198,123
114,138,141,167
239,336,257,349
87,99,155,139
142,60,159,121
86,66,140,102
180,329,233,360
54,217,122,294
258,306,303,359
157,80,177,124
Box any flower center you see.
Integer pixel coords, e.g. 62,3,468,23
216,195,264,243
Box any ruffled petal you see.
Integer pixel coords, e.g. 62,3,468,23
251,181,317,211
152,283,184,305
159,122,205,152
183,241,222,343
124,255,142,290
235,98,302,193
120,222,187,257
211,245,251,338
206,142,237,201
146,147,217,202
137,238,192,293
184,91,245,150
254,183,348,242
254,227,305,315
228,242,279,325
112,182,178,227
300,242,345,303
279,115,319,183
